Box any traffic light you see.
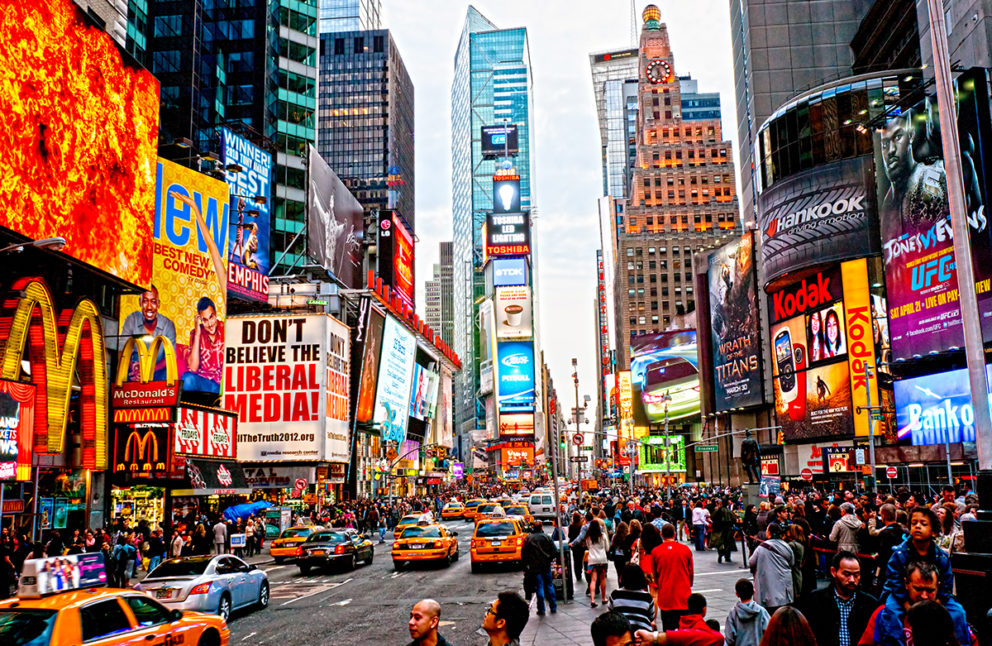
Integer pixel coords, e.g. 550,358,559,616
560,440,566,450
777,431,785,445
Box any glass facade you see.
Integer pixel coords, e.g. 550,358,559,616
589,50,639,199
318,0,380,35
317,29,415,226
451,7,535,437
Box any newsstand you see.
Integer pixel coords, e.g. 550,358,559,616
552,541,574,601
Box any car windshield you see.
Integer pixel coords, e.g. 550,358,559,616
401,527,441,538
476,522,515,537
0,609,58,646
279,528,311,539
444,503,462,508
308,532,348,543
506,506,527,515
147,558,212,578
466,501,483,508
400,516,420,524
477,504,497,513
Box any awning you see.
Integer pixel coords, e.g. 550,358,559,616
171,459,251,496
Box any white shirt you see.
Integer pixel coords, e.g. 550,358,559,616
691,507,710,526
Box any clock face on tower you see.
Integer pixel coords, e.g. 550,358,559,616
646,58,672,84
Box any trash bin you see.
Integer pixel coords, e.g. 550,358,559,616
552,541,573,601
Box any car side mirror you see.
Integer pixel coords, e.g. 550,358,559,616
248,564,257,571
452,532,459,537
170,609,184,622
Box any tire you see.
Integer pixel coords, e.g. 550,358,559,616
198,628,221,646
217,594,232,622
256,581,269,609
453,548,459,561
299,563,311,574
394,561,404,572
344,554,356,571
273,557,284,565
471,561,481,573
364,551,373,566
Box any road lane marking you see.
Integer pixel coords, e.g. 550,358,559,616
265,566,285,572
332,598,352,606
240,632,257,642
275,578,352,605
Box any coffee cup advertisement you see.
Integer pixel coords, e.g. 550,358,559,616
495,286,533,339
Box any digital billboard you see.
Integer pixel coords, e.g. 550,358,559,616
893,365,992,446
220,128,271,302
306,145,363,288
486,212,531,258
0,0,159,287
841,259,884,437
493,176,521,213
495,286,533,339
120,159,229,395
410,365,439,421
481,125,519,159
496,341,535,412
498,413,534,436
707,232,762,411
630,331,699,422
638,435,686,473
372,317,417,444
224,315,345,462
354,305,385,423
500,445,534,467
0,380,35,481
758,156,878,286
493,258,527,287
377,211,415,308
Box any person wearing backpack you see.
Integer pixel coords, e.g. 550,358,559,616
111,536,135,587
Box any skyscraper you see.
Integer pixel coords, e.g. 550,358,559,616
730,0,873,226
613,6,740,367
424,242,454,348
317,29,415,226
451,7,536,444
318,0,381,35
590,48,640,199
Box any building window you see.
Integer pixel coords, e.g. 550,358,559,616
354,37,364,53
373,35,385,53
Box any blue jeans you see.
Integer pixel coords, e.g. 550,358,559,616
378,527,386,543
535,567,557,613
182,372,220,393
693,525,707,551
148,555,162,572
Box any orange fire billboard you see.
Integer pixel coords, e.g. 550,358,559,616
0,0,159,286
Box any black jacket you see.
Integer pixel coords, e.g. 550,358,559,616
521,530,557,573
794,586,879,646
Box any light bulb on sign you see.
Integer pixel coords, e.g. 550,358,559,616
498,183,515,211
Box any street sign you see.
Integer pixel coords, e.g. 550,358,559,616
855,448,865,465
694,444,718,452
294,478,307,490
861,465,871,475
572,433,584,446
580,445,594,451
569,456,588,463
886,466,897,479
800,468,813,481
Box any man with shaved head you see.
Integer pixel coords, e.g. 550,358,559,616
407,599,452,646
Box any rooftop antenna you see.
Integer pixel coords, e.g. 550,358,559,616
630,0,636,46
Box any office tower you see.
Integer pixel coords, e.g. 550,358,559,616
424,242,454,347
590,48,640,198
74,0,127,50
730,0,873,226
451,6,536,442
145,1,318,275
613,6,740,367
317,29,415,227
850,0,921,74
318,0,381,35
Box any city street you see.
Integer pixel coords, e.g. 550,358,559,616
223,521,749,645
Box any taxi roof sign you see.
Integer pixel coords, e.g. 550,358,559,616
18,552,108,598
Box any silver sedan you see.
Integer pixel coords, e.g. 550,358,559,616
135,554,269,621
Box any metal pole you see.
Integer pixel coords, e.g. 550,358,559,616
945,434,954,486
664,406,671,500
927,0,992,470
548,417,567,601
866,364,877,492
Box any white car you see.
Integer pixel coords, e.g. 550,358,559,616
528,493,556,520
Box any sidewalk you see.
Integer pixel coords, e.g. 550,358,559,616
519,542,751,645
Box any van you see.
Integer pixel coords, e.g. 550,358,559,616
528,493,555,520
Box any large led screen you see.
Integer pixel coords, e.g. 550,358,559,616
120,159,229,394
893,365,992,446
221,128,271,302
708,232,762,411
307,146,363,288
496,341,535,413
0,0,159,287
372,317,417,444
630,331,699,422
638,435,686,473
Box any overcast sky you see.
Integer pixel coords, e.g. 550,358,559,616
383,0,739,418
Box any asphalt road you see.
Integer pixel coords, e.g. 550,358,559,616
227,519,527,645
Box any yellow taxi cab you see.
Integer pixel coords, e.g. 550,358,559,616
474,503,506,523
440,502,465,520
503,503,533,525
391,524,460,571
394,514,424,536
470,518,527,572
269,525,321,563
461,498,486,521
1,555,230,646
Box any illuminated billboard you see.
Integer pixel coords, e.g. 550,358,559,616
354,306,385,423
221,128,271,302
495,287,533,339
481,125,519,159
630,331,700,422
492,258,527,287
372,317,417,444
0,0,159,287
493,176,521,213
486,212,531,258
0,380,36,481
638,435,686,473
893,365,992,446
496,341,535,413
377,211,415,308
498,412,534,436
306,146,363,288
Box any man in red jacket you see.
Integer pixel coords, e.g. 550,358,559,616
651,523,694,631
634,593,723,646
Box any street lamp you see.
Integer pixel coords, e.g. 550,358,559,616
0,237,66,255
659,391,673,499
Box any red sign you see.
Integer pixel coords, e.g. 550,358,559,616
392,216,415,308
294,478,307,490
113,407,172,424
112,382,180,408
886,466,897,479
0,379,35,482
501,446,534,467
1,499,24,513
173,406,237,460
800,468,813,481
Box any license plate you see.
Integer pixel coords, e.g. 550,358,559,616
312,550,325,556
412,543,425,549
491,541,501,546
155,589,172,599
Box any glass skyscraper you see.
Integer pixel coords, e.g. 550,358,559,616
451,6,536,446
318,0,380,35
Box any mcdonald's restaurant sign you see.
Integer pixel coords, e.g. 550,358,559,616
112,336,180,408
113,425,175,479
0,278,107,470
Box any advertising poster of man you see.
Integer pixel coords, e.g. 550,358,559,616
354,305,385,424
120,159,229,394
220,128,272,302
707,232,762,411
306,146,364,289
